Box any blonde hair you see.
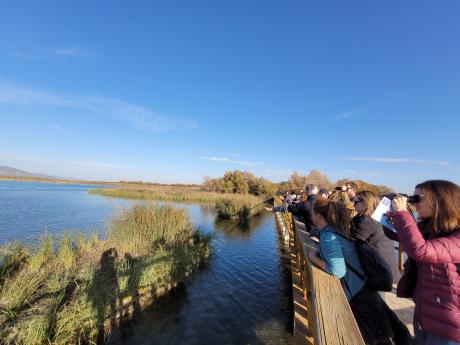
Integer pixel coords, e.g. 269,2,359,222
356,190,380,216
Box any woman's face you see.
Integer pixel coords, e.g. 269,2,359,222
413,187,432,219
354,197,367,214
312,211,326,229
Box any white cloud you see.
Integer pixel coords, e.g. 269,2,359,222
200,156,263,167
50,123,69,133
52,47,93,57
342,169,380,177
335,107,362,120
345,156,450,166
0,81,196,132
6,47,98,60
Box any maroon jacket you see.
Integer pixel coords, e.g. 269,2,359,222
391,211,460,342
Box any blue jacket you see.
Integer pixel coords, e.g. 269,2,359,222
319,225,365,300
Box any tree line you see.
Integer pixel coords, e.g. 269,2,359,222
202,169,393,197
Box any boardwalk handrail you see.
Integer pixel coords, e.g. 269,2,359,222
276,203,365,345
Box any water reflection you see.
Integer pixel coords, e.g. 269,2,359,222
213,212,271,239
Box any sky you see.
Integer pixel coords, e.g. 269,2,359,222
0,0,459,193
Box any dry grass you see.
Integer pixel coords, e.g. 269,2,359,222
0,203,210,345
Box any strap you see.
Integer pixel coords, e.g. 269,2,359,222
330,230,367,282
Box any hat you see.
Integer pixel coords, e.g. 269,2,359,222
318,188,329,195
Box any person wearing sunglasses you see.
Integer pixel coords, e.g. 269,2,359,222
388,180,460,345
350,191,411,344
352,191,395,273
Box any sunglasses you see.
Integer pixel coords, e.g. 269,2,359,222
352,197,363,205
407,194,424,204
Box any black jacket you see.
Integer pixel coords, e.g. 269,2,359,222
351,214,394,269
288,194,319,233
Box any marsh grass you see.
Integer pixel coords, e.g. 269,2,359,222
215,194,268,220
0,203,210,345
89,185,269,205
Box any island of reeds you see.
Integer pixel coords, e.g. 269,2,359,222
0,202,210,344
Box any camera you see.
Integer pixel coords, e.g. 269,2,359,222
334,186,343,191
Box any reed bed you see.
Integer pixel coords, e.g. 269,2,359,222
215,194,270,220
89,185,269,205
0,202,210,345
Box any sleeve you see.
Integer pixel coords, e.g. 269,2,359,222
272,205,287,213
391,211,460,264
319,232,347,278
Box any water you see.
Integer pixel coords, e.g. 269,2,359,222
0,181,293,345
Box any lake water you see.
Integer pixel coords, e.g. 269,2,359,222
0,181,293,345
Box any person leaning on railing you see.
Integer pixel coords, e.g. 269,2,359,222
266,184,320,233
308,199,401,345
387,180,460,345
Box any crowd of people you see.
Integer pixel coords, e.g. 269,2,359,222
269,180,460,345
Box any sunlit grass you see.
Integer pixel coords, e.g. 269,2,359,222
0,203,210,344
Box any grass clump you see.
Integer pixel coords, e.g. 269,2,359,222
215,194,267,220
108,202,193,257
0,202,210,345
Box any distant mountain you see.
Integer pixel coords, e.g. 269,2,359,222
0,165,56,179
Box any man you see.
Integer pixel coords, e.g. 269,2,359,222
267,184,319,233
318,188,329,199
341,181,358,217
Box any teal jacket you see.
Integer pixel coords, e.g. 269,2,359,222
319,225,365,300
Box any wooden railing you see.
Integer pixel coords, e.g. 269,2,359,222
276,207,365,345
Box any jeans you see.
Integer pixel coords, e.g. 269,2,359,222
414,322,459,345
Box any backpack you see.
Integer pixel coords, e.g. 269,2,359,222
346,240,393,292
334,232,394,292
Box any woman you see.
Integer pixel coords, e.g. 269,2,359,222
352,190,395,271
353,191,411,344
389,180,460,345
308,199,396,344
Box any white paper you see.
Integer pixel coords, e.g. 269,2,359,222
371,197,396,232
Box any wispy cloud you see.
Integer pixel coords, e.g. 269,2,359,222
346,156,449,166
52,47,95,58
200,156,263,167
6,47,98,60
335,107,362,120
261,168,291,179
3,155,131,170
342,169,380,177
0,81,196,132
50,123,69,134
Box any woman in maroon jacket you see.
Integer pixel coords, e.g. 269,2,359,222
389,180,460,345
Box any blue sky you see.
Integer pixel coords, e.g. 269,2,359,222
1,1,459,193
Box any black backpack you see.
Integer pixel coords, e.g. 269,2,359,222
346,240,393,292
333,231,394,292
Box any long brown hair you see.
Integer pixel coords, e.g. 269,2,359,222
313,199,351,238
416,180,460,233
356,190,380,216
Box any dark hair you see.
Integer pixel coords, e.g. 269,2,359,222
415,180,460,233
356,190,379,216
313,199,351,238
347,181,358,191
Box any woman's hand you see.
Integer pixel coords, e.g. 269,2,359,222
264,206,273,212
392,195,407,212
